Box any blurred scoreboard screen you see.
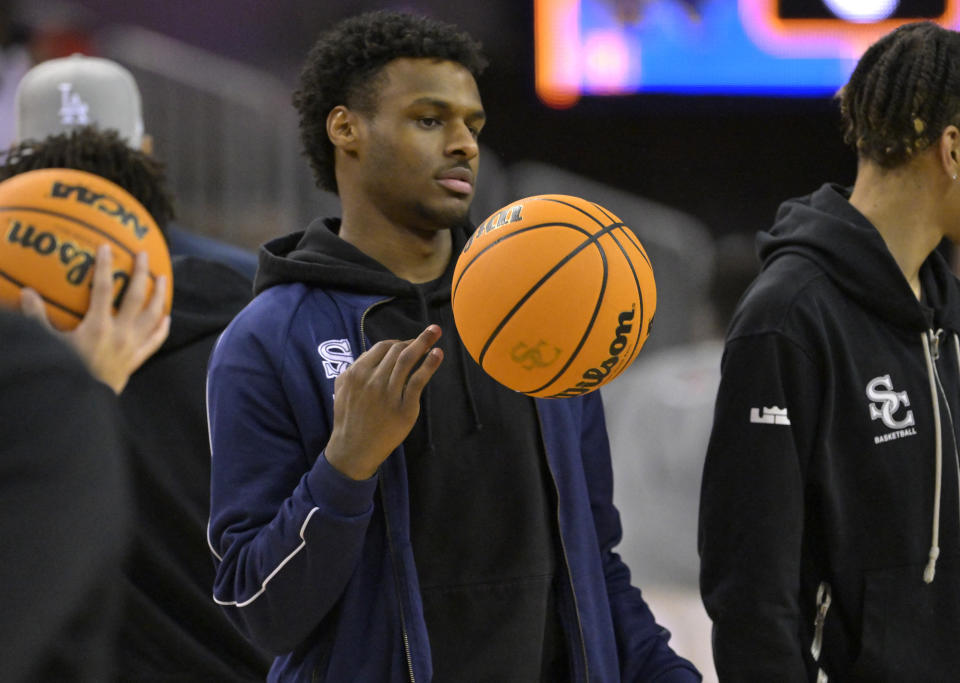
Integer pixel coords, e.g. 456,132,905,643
779,0,946,18
534,0,960,106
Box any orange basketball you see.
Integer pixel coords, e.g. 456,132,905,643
0,167,173,330
452,194,656,398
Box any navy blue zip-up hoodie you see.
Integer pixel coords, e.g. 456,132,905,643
699,184,960,682
206,219,701,682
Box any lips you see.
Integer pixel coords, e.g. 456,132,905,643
436,167,474,195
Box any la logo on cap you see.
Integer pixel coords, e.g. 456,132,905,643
57,83,90,126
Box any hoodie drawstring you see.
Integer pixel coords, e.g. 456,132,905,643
414,290,437,457
922,330,944,583
458,355,484,433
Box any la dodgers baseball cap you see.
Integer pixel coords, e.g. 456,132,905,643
15,53,144,148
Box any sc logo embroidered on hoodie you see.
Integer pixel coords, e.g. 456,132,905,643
866,374,917,444
318,339,354,379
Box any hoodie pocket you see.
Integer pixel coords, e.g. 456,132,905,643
849,559,960,682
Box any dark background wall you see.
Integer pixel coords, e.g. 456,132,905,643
19,0,859,239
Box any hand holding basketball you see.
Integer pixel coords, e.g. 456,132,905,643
325,325,444,480
20,244,170,394
0,167,173,330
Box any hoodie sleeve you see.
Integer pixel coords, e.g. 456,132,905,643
206,301,378,655
582,393,702,682
699,330,821,682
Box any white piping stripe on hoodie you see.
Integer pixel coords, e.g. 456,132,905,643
922,330,943,583
213,506,320,607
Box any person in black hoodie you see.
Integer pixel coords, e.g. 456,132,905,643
0,128,271,681
0,309,132,682
699,22,960,682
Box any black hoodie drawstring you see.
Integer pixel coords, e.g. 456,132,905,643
458,352,484,433
414,287,484,453
413,289,437,457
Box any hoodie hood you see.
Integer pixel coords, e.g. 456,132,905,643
254,217,467,304
253,216,481,450
758,183,960,333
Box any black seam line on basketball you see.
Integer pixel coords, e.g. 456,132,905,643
454,199,607,296
526,225,649,395
609,221,652,270
472,220,607,367
0,269,83,319
453,221,596,299
537,225,645,399
605,226,646,380
535,196,607,229
589,202,652,272
477,219,631,372
521,227,616,395
0,206,160,282
571,198,654,277
481,224,628,395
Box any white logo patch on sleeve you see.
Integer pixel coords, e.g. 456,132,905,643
750,406,791,425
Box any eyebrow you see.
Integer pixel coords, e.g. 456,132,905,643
408,97,486,123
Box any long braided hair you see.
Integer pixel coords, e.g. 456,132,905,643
839,21,960,169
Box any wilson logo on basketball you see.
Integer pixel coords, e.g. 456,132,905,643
5,219,132,307
6,219,96,285
50,181,150,239
551,306,635,398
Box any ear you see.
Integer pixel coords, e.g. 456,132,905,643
939,124,960,180
139,134,154,157
327,105,362,152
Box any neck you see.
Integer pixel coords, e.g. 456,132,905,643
848,160,945,300
338,210,452,284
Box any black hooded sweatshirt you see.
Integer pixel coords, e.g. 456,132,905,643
0,311,130,683
699,184,960,682
116,256,272,681
255,218,568,681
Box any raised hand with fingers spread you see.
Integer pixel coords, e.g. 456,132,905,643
326,325,443,480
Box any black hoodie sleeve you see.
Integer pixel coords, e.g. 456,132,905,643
0,312,131,682
699,329,821,682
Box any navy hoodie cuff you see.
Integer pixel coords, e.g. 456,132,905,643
306,450,378,518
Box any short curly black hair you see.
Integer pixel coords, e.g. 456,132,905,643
293,10,488,194
0,126,175,231
839,21,960,169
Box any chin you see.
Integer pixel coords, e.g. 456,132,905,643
413,200,472,232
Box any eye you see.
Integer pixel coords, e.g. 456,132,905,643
468,126,481,139
418,117,442,129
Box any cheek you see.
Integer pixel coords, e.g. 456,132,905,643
369,136,430,176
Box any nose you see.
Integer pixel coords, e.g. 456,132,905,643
446,120,479,160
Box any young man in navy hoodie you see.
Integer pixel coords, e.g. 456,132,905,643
206,10,701,682
699,22,960,682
